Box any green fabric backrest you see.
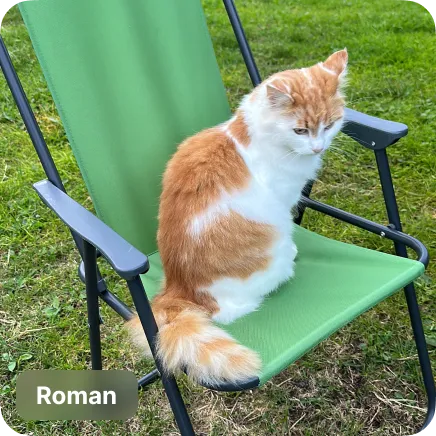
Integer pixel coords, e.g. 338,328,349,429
19,0,231,254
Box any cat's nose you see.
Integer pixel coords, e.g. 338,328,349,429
312,146,323,153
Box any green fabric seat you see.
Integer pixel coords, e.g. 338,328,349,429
142,226,423,385
18,0,424,388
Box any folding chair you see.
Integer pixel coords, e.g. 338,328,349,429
0,1,434,434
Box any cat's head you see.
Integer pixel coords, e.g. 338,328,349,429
263,49,348,155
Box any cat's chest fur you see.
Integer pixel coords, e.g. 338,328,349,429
235,143,322,224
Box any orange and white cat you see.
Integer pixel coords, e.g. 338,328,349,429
128,50,348,385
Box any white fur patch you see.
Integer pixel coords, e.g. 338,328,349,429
189,200,231,237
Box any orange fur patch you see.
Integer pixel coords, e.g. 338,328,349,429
228,111,250,147
198,338,237,365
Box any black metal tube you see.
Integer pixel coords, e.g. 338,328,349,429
303,196,429,266
222,0,262,86
138,369,161,390
83,240,102,370
127,277,194,435
80,257,135,320
99,290,134,321
375,149,435,429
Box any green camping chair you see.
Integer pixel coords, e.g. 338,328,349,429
1,0,434,433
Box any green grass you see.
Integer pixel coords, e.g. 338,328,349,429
1,0,435,434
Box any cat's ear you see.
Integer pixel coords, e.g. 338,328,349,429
266,81,294,107
323,49,348,80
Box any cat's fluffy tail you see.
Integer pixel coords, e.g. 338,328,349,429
126,298,261,385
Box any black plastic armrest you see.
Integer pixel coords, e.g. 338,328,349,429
342,108,408,150
33,180,149,279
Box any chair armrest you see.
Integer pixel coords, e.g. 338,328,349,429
33,180,149,279
342,108,408,150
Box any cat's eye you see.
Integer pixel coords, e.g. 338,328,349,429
324,123,335,131
293,128,309,135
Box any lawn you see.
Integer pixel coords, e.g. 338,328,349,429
1,0,435,434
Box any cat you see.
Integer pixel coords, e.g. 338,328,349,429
127,49,348,386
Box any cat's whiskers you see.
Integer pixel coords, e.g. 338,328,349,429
280,151,296,161
328,143,359,160
329,145,350,157
338,126,374,147
342,133,373,148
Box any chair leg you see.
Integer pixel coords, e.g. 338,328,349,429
404,282,436,429
127,277,195,435
83,240,103,370
160,374,196,436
